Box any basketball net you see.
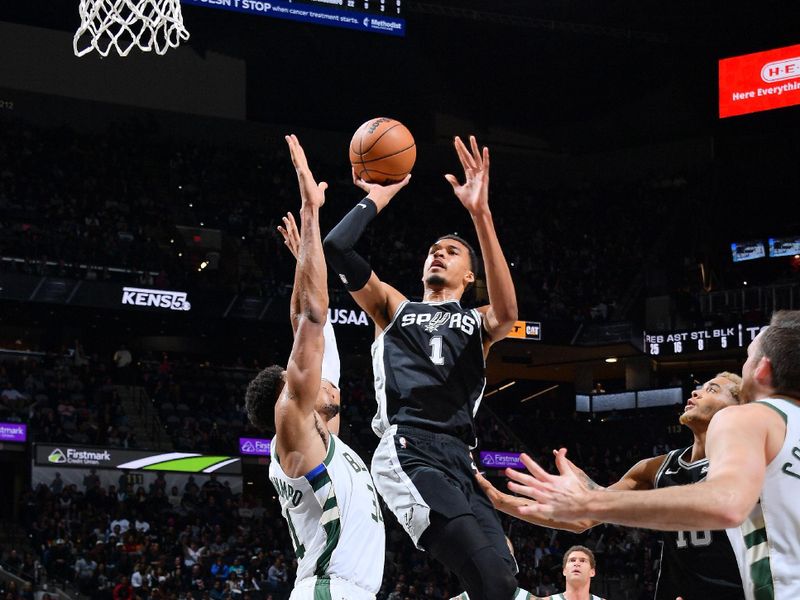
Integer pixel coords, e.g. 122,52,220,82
74,0,189,57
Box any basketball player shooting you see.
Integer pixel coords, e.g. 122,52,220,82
324,136,527,600
244,135,385,600
477,373,746,600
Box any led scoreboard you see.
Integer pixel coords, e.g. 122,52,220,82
643,323,767,356
181,0,405,36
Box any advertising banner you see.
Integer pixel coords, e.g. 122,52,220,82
239,437,271,456
34,444,241,474
0,423,26,442
479,451,525,470
506,320,542,341
720,44,800,117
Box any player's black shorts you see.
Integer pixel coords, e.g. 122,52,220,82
371,424,516,573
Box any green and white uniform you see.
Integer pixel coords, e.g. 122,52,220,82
270,434,385,600
732,398,800,600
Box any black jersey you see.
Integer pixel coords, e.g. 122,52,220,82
370,300,485,445
653,447,744,600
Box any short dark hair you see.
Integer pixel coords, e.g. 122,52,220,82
563,545,596,569
759,310,800,397
434,234,481,294
244,365,284,431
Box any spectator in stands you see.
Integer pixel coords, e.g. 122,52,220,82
112,345,132,384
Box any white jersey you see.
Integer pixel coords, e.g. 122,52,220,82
731,398,800,600
269,434,385,595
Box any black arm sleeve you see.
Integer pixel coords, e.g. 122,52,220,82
323,197,378,291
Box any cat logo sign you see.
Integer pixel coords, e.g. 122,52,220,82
506,321,541,341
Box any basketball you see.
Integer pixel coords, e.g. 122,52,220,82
349,117,416,184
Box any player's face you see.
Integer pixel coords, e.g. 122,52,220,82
315,380,340,423
679,376,738,428
563,551,594,584
422,239,474,290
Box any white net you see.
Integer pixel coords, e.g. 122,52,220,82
74,0,190,58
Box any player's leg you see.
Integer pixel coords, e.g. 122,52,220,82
420,512,518,600
371,426,518,600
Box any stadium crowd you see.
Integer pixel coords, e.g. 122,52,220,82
0,117,694,323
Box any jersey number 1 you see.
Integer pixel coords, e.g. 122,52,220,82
429,336,445,365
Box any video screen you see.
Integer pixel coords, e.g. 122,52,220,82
768,236,800,257
731,240,765,262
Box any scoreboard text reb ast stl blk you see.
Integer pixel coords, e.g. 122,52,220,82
643,323,766,355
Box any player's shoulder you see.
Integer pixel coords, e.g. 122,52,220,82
712,401,785,427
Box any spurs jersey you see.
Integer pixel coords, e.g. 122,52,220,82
269,434,385,594
371,300,485,445
551,594,605,600
653,446,744,600
732,398,800,600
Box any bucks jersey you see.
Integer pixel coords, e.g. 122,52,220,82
371,300,485,445
653,446,744,600
733,398,800,600
269,434,385,594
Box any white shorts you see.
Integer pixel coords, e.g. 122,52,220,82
290,576,376,600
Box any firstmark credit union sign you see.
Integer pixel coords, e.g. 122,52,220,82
47,447,112,466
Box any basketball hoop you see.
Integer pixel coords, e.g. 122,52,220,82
74,0,190,57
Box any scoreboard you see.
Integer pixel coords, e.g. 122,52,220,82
182,0,405,36
643,323,767,356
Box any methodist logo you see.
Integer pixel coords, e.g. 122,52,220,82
121,287,191,311
48,449,67,464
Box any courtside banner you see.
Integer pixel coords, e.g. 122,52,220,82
0,423,26,442
239,437,271,456
34,444,241,474
720,44,800,118
506,320,542,341
479,451,525,470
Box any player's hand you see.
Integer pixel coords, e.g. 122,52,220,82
277,212,300,260
505,449,593,521
445,135,490,217
286,134,327,209
352,169,411,212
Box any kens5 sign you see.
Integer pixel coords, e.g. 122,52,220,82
720,44,800,118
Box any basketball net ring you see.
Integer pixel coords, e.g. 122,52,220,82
74,0,189,57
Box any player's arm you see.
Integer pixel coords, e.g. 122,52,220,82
475,452,663,533
445,136,517,344
274,135,329,474
506,406,769,530
279,210,342,438
323,171,410,330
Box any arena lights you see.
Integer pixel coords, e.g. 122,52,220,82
605,357,618,363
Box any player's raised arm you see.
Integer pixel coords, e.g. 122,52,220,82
275,135,328,462
445,135,517,344
323,171,410,330
505,405,769,530
475,450,664,533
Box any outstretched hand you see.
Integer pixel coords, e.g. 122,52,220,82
445,135,490,216
277,212,300,260
286,134,327,209
352,169,411,212
504,449,594,521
